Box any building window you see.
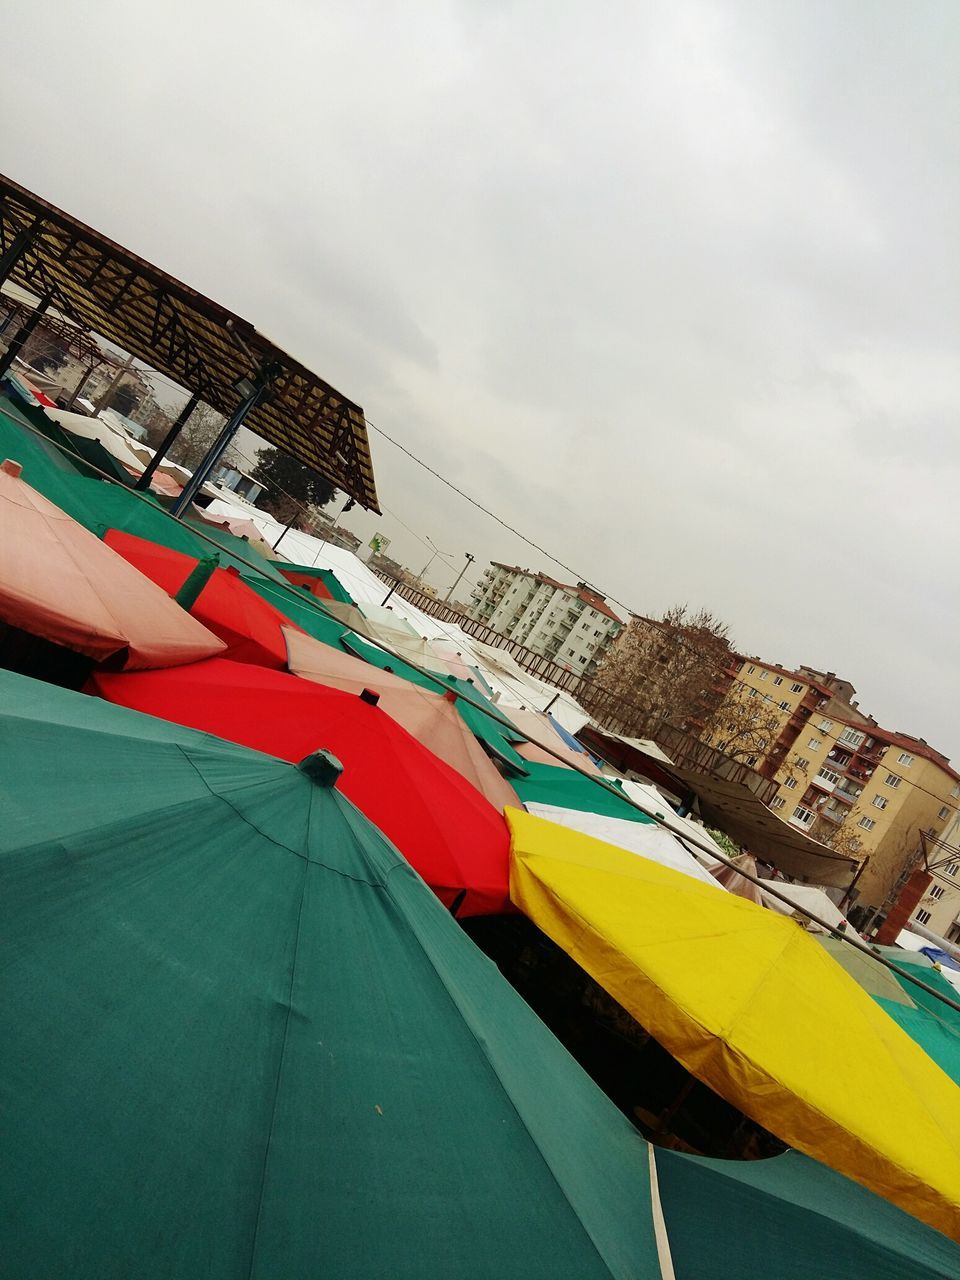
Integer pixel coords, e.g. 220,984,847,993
915,909,931,925
872,795,888,810
759,670,768,681
594,629,602,636
930,885,945,901
749,688,759,698
858,817,876,831
938,806,950,820
747,665,755,674
773,675,784,686
952,785,960,798
578,655,587,664
946,861,959,877
790,681,804,693
897,752,914,767
816,768,841,786
770,796,786,810
807,737,822,750
778,701,790,711
884,773,901,788
745,755,758,767
818,718,833,732
783,776,798,790
839,727,865,749
792,805,815,826
795,757,810,771
565,648,575,657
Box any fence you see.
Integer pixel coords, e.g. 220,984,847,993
372,572,663,738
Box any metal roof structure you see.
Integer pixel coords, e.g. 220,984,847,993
0,174,379,510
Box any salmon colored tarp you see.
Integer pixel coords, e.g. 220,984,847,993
104,529,300,668
0,461,224,668
507,808,960,1240
284,626,520,812
89,658,512,916
504,706,602,773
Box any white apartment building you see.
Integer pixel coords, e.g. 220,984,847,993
909,805,960,945
468,562,623,677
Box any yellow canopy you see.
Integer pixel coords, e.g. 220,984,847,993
506,808,960,1239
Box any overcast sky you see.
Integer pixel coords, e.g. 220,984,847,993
3,1,958,752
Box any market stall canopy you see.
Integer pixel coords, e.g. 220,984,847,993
104,529,298,668
661,759,859,888
504,707,603,772
506,808,960,1238
0,460,224,668
654,1146,960,1280
90,658,512,915
284,626,520,811
0,173,379,509
0,672,664,1279
514,761,655,824
524,803,724,890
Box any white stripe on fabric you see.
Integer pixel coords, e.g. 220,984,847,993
647,1145,677,1280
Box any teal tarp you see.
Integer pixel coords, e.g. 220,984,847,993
513,761,655,823
241,574,352,648
0,672,662,1279
656,1146,960,1279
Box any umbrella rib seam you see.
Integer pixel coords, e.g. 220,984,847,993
245,853,310,1279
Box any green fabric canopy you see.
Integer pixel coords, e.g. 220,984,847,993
272,560,356,603
512,761,655,823
655,1146,960,1279
0,399,288,583
241,574,353,647
0,672,662,1279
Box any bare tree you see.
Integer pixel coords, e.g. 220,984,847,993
705,690,786,764
165,403,240,472
595,604,735,737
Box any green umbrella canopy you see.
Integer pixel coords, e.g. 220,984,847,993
512,761,655,823
240,573,353,648
0,672,662,1280
0,401,288,583
269,560,356,604
655,1146,960,1279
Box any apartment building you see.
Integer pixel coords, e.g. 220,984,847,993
468,562,623,677
711,658,960,911
908,812,960,945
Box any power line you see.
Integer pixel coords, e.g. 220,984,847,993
365,416,960,827
5,401,959,1013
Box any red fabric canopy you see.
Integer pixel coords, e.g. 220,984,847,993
89,658,511,915
0,462,224,668
104,529,298,668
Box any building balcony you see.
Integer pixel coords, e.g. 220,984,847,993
809,774,837,794
819,807,846,825
832,785,862,806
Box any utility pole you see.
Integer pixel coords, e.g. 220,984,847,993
93,351,136,413
444,551,475,604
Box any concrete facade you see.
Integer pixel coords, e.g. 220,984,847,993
708,657,960,910
468,562,623,677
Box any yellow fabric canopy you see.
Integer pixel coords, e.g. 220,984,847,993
506,808,960,1239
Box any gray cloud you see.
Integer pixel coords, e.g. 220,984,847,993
2,0,958,752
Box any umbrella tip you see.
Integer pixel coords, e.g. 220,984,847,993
1,458,23,477
297,749,344,788
359,688,380,706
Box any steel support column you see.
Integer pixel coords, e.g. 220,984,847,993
134,390,200,491
0,214,43,287
171,381,270,518
0,295,50,380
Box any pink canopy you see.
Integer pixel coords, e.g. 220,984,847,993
0,460,225,668
284,626,520,811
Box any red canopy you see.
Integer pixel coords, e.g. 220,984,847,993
0,461,225,668
104,529,298,668
284,626,520,812
89,658,511,915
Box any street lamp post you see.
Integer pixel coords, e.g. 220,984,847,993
444,551,475,604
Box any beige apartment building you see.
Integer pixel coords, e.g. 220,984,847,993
709,659,960,912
